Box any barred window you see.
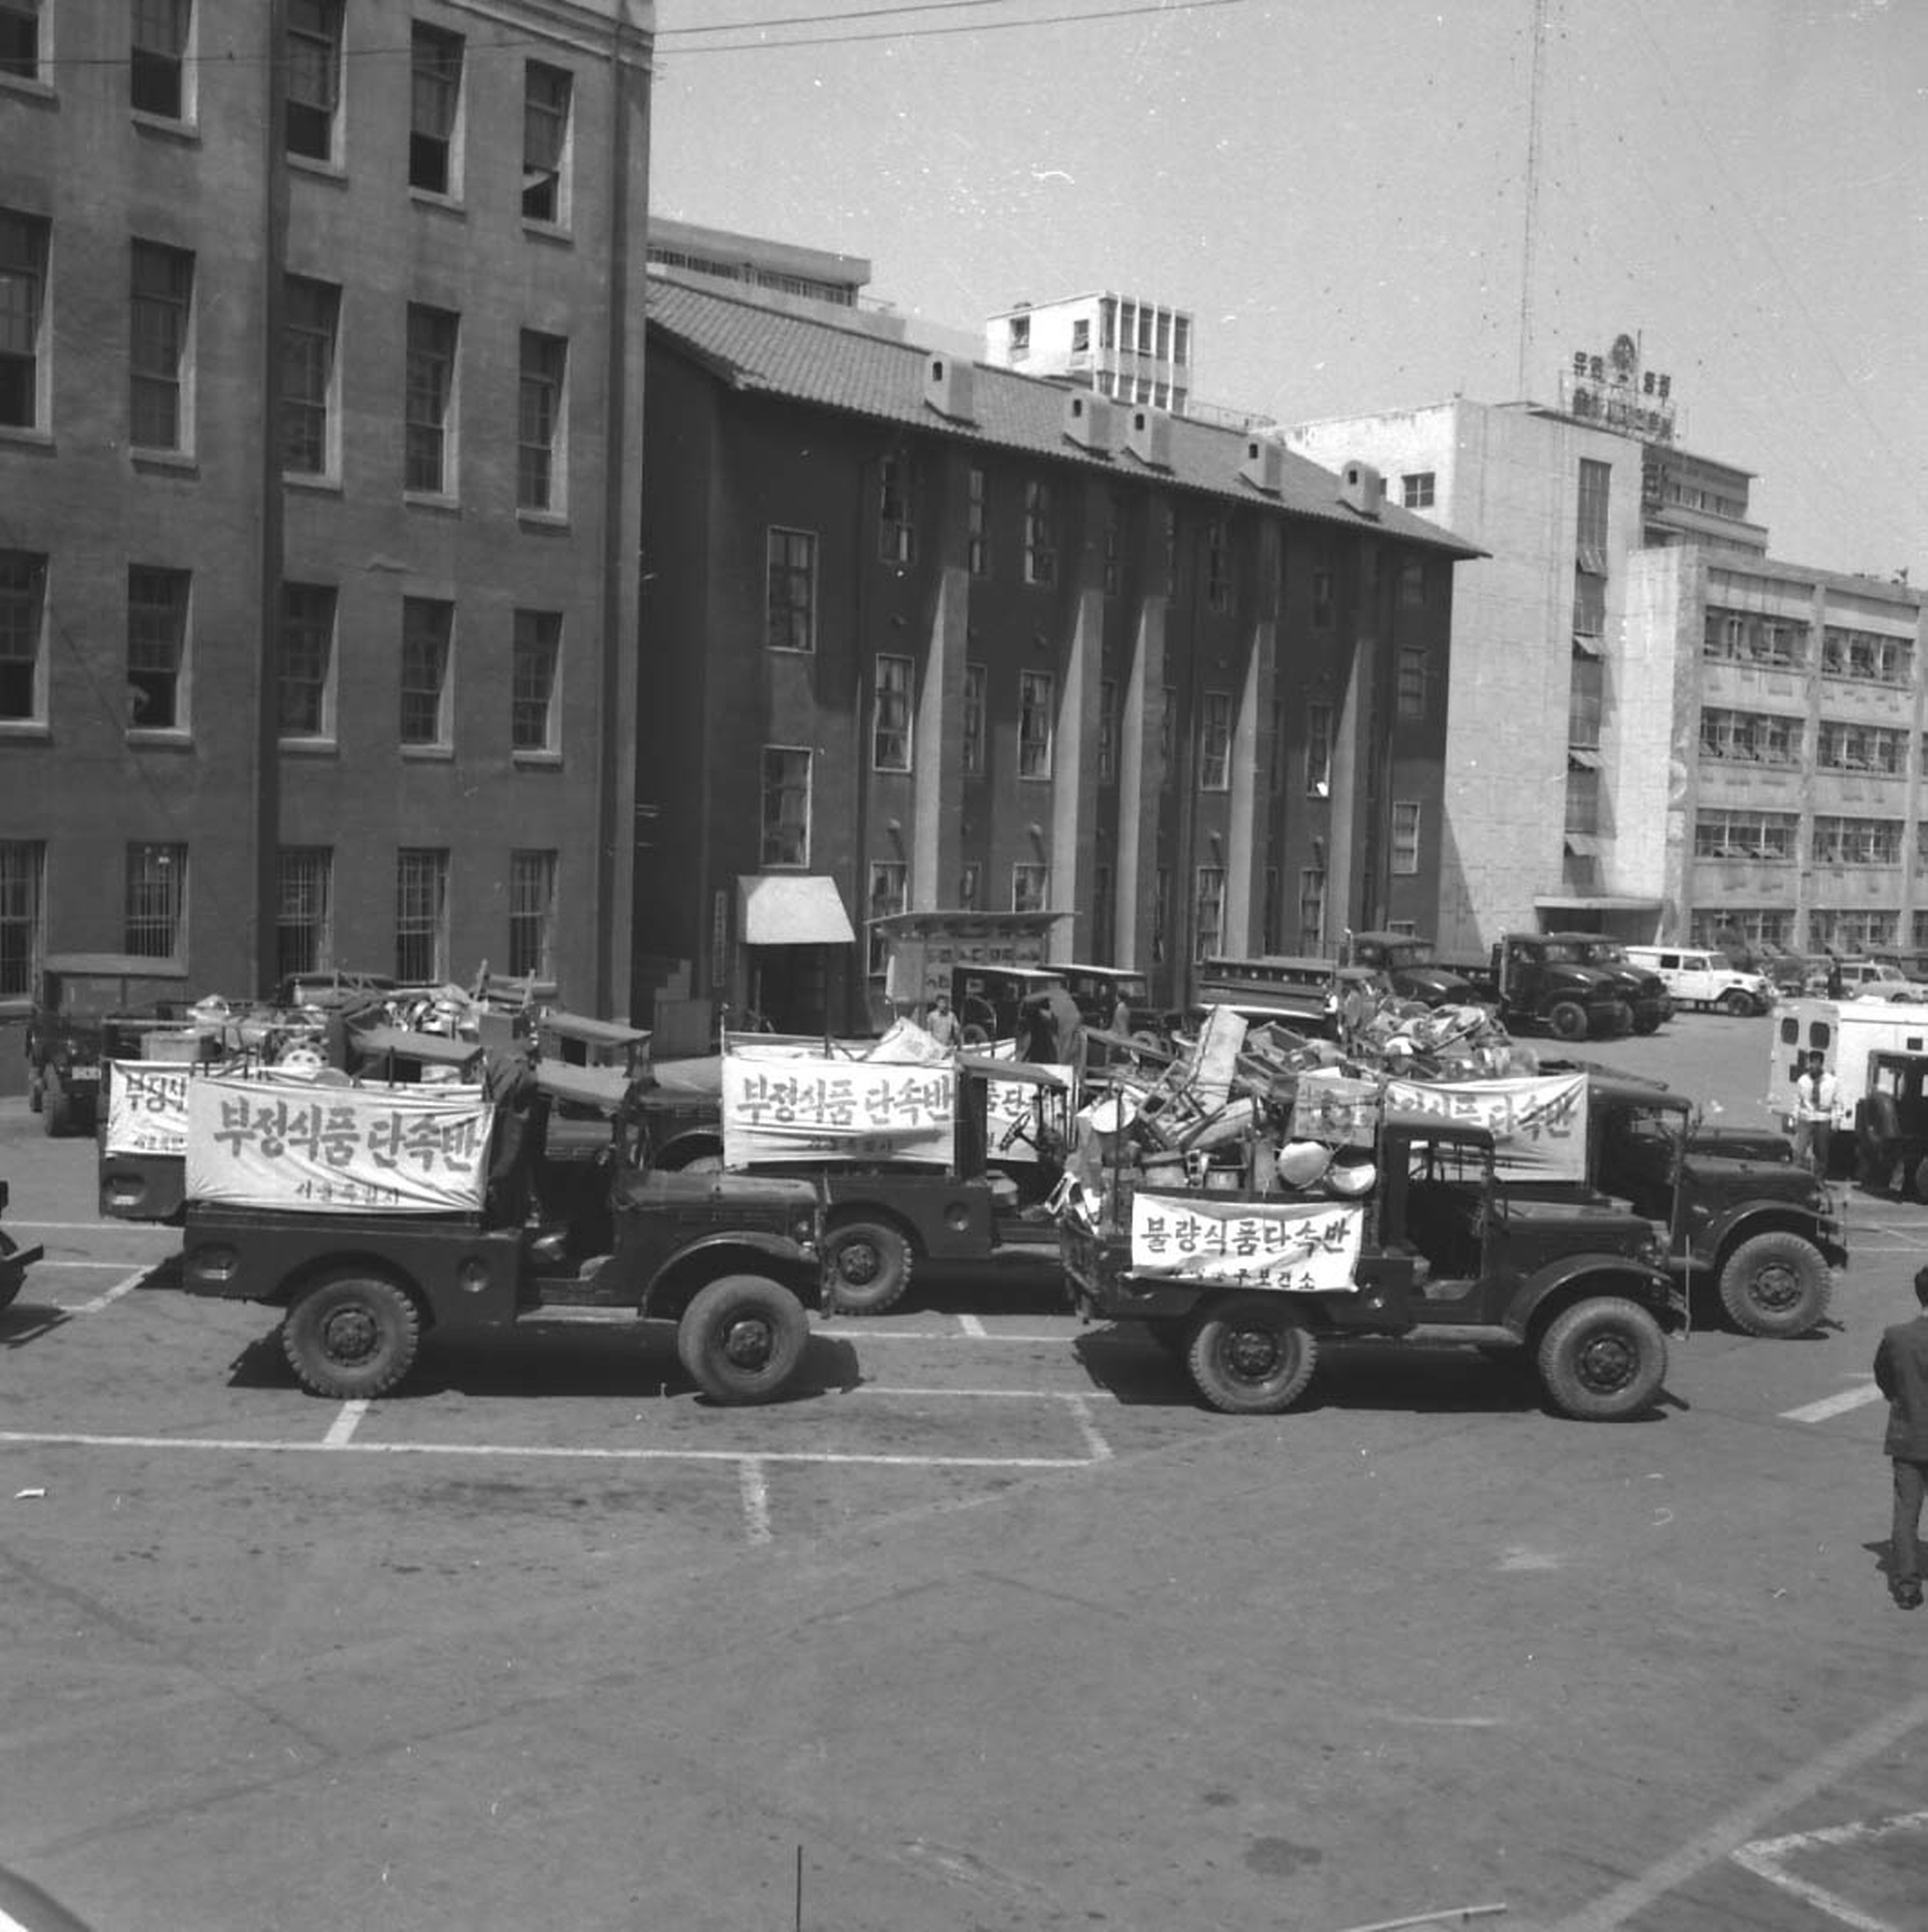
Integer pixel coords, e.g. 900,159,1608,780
276,846,331,981
509,850,556,979
125,843,186,959
871,655,912,771
0,839,42,998
395,848,447,982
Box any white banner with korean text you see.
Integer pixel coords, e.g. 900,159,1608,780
722,1056,955,1167
1129,1194,1366,1292
104,1060,192,1157
185,1073,493,1214
1381,1071,1590,1179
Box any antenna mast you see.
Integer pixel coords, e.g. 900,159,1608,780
1516,0,1548,398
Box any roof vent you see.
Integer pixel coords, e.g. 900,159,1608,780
924,353,977,424
1062,389,1116,455
1126,405,1171,470
1340,459,1384,519
1241,435,1285,496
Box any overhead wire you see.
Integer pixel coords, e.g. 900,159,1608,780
663,0,1263,56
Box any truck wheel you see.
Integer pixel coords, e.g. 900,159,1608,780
1594,1001,1635,1039
822,1221,913,1317
1632,1007,1662,1035
42,1074,71,1138
1185,1296,1318,1415
1717,1231,1832,1338
1913,1156,1928,1205
1546,999,1590,1042
281,1273,422,1400
1537,1297,1667,1420
677,1274,809,1405
1718,988,1754,1017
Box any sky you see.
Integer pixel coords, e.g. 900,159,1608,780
648,0,1928,588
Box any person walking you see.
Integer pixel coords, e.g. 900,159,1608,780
1874,1267,1928,1610
1790,1048,1841,1176
923,990,960,1050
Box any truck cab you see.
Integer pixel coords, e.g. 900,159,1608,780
26,953,192,1137
1547,934,1669,1034
1340,932,1487,1009
1486,934,1629,1040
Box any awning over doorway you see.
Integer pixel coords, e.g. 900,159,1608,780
737,874,856,947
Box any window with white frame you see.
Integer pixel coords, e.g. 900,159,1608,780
1305,702,1332,797
1023,479,1057,587
512,608,560,752
1097,679,1118,784
765,528,816,653
400,597,452,748
1199,690,1231,790
278,582,335,739
1694,810,1798,862
125,843,185,958
1402,471,1434,509
761,747,811,868
522,62,572,224
0,839,41,995
1018,670,1054,778
871,655,912,771
405,305,458,495
1700,707,1801,766
1816,718,1906,774
395,848,447,982
1012,862,1049,914
867,860,906,975
1812,817,1903,866
1391,800,1421,874
409,24,464,197
126,565,188,731
1576,457,1611,561
1193,866,1225,961
878,456,916,566
1821,625,1913,685
518,331,566,513
962,662,986,775
281,276,338,477
276,846,331,981
130,240,193,452
285,0,342,162
509,849,556,979
0,208,49,431
132,0,193,121
0,0,40,81
0,548,45,722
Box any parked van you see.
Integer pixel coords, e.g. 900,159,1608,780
1624,947,1773,1017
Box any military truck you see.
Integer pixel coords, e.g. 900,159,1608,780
1458,934,1630,1040
25,953,192,1137
1339,932,1488,1009
1060,1112,1683,1420
1547,934,1669,1034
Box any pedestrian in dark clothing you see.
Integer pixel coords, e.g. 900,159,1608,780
1873,1265,1928,1609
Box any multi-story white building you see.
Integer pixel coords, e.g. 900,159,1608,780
1289,337,1927,957
982,293,1195,415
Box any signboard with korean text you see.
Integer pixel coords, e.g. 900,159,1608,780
1382,1071,1590,1179
104,1060,193,1157
1129,1194,1366,1292
722,1055,955,1167
185,1073,493,1215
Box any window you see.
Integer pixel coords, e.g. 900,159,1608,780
281,276,338,477
1071,317,1090,353
959,861,980,909
522,62,571,223
1397,645,1427,720
1018,670,1054,778
395,848,447,982
1311,566,1335,628
1193,867,1225,962
127,565,188,730
1398,560,1425,607
509,851,556,979
967,468,988,577
1092,862,1114,965
1305,702,1332,798
1391,801,1421,874
1812,817,1904,867
518,330,566,512
0,841,41,997
871,655,913,771
962,662,986,775
0,549,45,721
1576,456,1611,571
0,0,39,79
279,582,335,738
1693,809,1798,862
512,609,560,752
1821,624,1913,686
285,0,341,163
1007,313,1030,358
878,456,916,566
1204,521,1230,612
0,209,48,430
1573,571,1605,641
129,240,192,451
1700,706,1803,766
132,0,191,120
867,861,906,975
761,747,811,868
276,847,332,981
409,24,464,196
400,598,452,747
1568,654,1603,748
765,528,815,653
1097,679,1117,785
405,305,458,495
1299,868,1326,953
1199,690,1231,791
1023,479,1057,587
126,843,187,959
1402,471,1434,509
1103,493,1123,596
1012,862,1049,914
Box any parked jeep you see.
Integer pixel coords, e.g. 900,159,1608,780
25,953,192,1137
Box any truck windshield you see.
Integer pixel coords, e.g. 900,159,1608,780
1582,943,1628,964
1537,941,1584,964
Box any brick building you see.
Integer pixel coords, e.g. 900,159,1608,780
0,0,654,1049
638,275,1477,1035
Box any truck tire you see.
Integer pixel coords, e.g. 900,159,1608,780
1185,1295,1318,1415
42,1074,72,1138
1631,1006,1662,1035
1546,999,1590,1042
822,1220,914,1317
1913,1155,1928,1205
281,1273,422,1400
1717,1231,1832,1338
1718,988,1754,1017
677,1273,809,1405
1536,1296,1667,1420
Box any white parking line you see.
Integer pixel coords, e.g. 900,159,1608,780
322,1400,370,1447
738,1457,773,1543
1732,1810,1928,1932
68,1270,151,1316
1782,1382,1884,1424
956,1313,988,1336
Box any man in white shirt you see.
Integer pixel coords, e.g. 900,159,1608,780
1791,1049,1842,1176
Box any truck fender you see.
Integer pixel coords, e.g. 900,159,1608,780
1507,1256,1681,1339
277,1249,431,1318
1700,1204,1845,1272
653,1129,724,1172
641,1233,817,1322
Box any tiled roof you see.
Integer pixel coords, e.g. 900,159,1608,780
646,277,1481,557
